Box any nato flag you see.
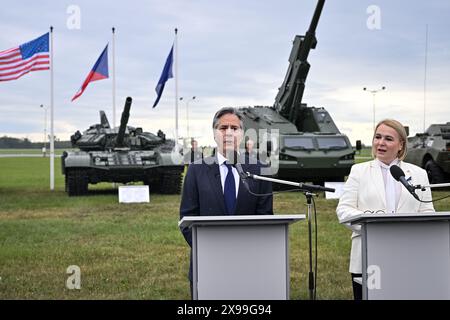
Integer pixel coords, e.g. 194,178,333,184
152,45,173,108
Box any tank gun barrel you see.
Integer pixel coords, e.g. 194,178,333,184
274,0,325,124
116,97,132,147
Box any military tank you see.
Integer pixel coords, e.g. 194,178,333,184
237,0,354,185
404,123,450,184
61,97,184,196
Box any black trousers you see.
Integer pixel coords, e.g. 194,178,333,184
351,273,362,300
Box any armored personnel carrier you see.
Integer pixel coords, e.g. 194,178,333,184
404,123,450,184
61,97,184,196
237,0,354,185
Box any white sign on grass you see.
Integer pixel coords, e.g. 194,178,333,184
118,185,150,203
325,182,345,199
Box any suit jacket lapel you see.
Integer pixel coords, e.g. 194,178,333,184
206,157,227,214
370,160,386,209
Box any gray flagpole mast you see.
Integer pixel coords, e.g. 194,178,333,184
50,26,55,191
112,27,116,129
423,24,428,132
174,28,179,153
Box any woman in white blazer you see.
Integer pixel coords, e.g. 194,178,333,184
336,119,435,300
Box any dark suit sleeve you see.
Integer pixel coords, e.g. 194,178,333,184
255,163,273,215
179,163,199,247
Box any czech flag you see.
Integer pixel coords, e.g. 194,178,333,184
72,44,109,102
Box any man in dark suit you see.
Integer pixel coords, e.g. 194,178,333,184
183,139,203,167
179,107,273,297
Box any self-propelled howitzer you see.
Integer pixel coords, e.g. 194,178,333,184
62,97,184,196
238,0,354,185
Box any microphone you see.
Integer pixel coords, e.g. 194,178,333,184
228,151,336,195
225,151,253,194
390,165,419,200
229,151,250,180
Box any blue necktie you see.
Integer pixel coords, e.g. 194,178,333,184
224,163,236,215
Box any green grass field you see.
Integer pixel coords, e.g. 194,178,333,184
0,155,448,299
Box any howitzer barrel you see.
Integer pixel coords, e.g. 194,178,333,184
275,0,325,124
299,0,325,61
116,97,132,147
309,0,325,34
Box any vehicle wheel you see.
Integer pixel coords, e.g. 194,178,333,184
425,160,446,184
66,169,89,196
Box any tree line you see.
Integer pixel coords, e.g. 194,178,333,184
0,136,71,149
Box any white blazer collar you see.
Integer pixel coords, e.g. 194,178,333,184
370,160,386,208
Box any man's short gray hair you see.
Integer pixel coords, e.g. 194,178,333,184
212,107,244,129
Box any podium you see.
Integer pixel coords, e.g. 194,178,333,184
178,214,304,300
343,212,450,299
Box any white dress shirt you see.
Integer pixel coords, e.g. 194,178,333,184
376,158,401,213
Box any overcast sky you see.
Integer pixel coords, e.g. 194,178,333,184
1,0,449,146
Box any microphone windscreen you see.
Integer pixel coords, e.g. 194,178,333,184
390,165,405,181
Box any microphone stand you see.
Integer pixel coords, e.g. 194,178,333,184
245,172,335,300
414,182,450,190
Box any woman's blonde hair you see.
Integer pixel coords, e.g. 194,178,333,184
372,119,408,160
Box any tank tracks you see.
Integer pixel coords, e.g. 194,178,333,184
65,167,183,196
66,169,89,196
158,168,183,194
142,168,183,194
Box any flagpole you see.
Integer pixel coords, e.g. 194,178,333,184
112,27,116,128
50,26,55,191
174,28,179,153
423,24,428,132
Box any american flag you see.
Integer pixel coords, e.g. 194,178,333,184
0,33,50,82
